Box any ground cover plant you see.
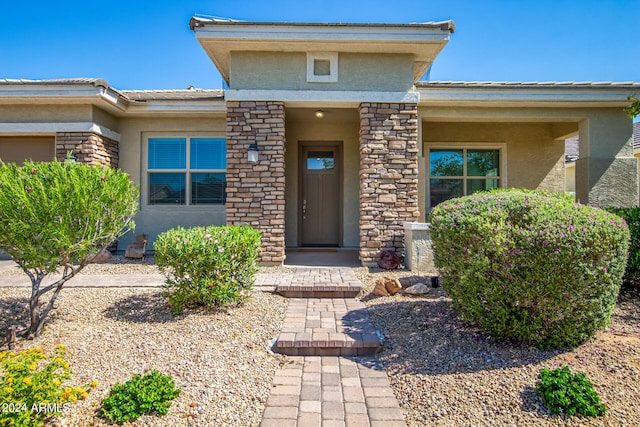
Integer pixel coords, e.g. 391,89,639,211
0,160,138,338
0,345,96,427
100,370,180,424
430,189,630,347
536,366,606,417
154,225,261,313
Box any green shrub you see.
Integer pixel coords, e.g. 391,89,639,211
0,160,138,338
154,225,261,314
536,366,606,417
100,370,180,424
430,189,630,347
606,207,640,280
0,345,96,427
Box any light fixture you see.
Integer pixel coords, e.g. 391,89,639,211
314,110,324,118
248,143,259,164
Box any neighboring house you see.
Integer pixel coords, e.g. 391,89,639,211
565,122,640,200
0,17,638,265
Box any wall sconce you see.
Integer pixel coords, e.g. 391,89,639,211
314,110,324,118
248,143,259,164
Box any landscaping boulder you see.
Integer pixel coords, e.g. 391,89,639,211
91,249,112,263
125,234,148,259
372,277,402,296
405,283,430,295
377,250,401,270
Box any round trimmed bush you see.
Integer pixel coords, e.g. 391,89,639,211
430,189,630,347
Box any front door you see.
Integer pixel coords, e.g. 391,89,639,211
300,143,341,246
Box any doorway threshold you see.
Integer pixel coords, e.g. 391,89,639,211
285,248,360,267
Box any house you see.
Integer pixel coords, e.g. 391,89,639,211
0,16,638,266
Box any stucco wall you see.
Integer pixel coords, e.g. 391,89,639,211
284,108,360,248
0,136,55,163
230,52,414,93
117,116,227,250
0,105,92,122
91,106,120,131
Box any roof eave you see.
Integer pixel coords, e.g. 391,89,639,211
417,82,640,108
191,17,454,84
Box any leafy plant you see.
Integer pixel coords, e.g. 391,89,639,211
100,370,180,424
624,95,639,118
536,366,606,417
606,207,640,281
154,225,261,314
0,160,138,338
430,189,630,347
0,345,96,427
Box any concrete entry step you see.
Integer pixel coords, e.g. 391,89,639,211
274,268,362,298
275,298,381,356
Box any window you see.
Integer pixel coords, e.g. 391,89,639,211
307,151,335,170
147,137,226,205
428,147,502,209
306,52,338,83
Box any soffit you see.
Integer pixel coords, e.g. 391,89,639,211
190,18,454,83
418,81,640,108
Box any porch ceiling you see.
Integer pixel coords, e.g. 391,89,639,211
190,17,454,84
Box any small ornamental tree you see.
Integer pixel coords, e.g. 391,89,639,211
0,160,138,338
624,95,639,118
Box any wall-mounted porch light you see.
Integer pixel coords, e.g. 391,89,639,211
314,110,324,118
248,143,259,164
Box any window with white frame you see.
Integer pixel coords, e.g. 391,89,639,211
427,147,503,210
147,137,226,205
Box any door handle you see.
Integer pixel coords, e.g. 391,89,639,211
303,199,307,220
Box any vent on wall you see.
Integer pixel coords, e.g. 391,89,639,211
307,52,338,83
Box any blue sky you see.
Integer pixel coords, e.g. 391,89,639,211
0,0,638,91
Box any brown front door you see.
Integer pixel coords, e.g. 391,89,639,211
300,143,341,246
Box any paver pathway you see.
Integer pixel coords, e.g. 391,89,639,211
260,268,406,426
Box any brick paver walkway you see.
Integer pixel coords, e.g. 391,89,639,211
275,299,380,356
260,268,406,426
256,268,361,297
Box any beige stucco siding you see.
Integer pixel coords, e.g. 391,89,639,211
0,105,92,123
231,51,414,92
0,136,55,163
117,116,227,249
91,106,120,131
284,108,360,248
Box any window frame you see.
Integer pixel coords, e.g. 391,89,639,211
425,142,507,212
143,134,227,207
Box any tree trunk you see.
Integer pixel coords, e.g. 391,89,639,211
28,290,41,339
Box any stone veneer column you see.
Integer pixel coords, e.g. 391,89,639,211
226,101,286,264
55,132,119,168
359,102,419,266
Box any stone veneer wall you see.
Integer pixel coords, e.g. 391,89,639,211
226,101,286,264
55,132,119,168
359,102,419,265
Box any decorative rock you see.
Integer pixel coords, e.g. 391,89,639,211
384,277,402,295
377,250,401,270
372,277,402,296
125,234,148,259
405,283,430,295
372,279,390,297
91,249,112,263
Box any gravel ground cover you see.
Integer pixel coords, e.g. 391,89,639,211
2,257,638,426
355,267,640,427
0,259,288,427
